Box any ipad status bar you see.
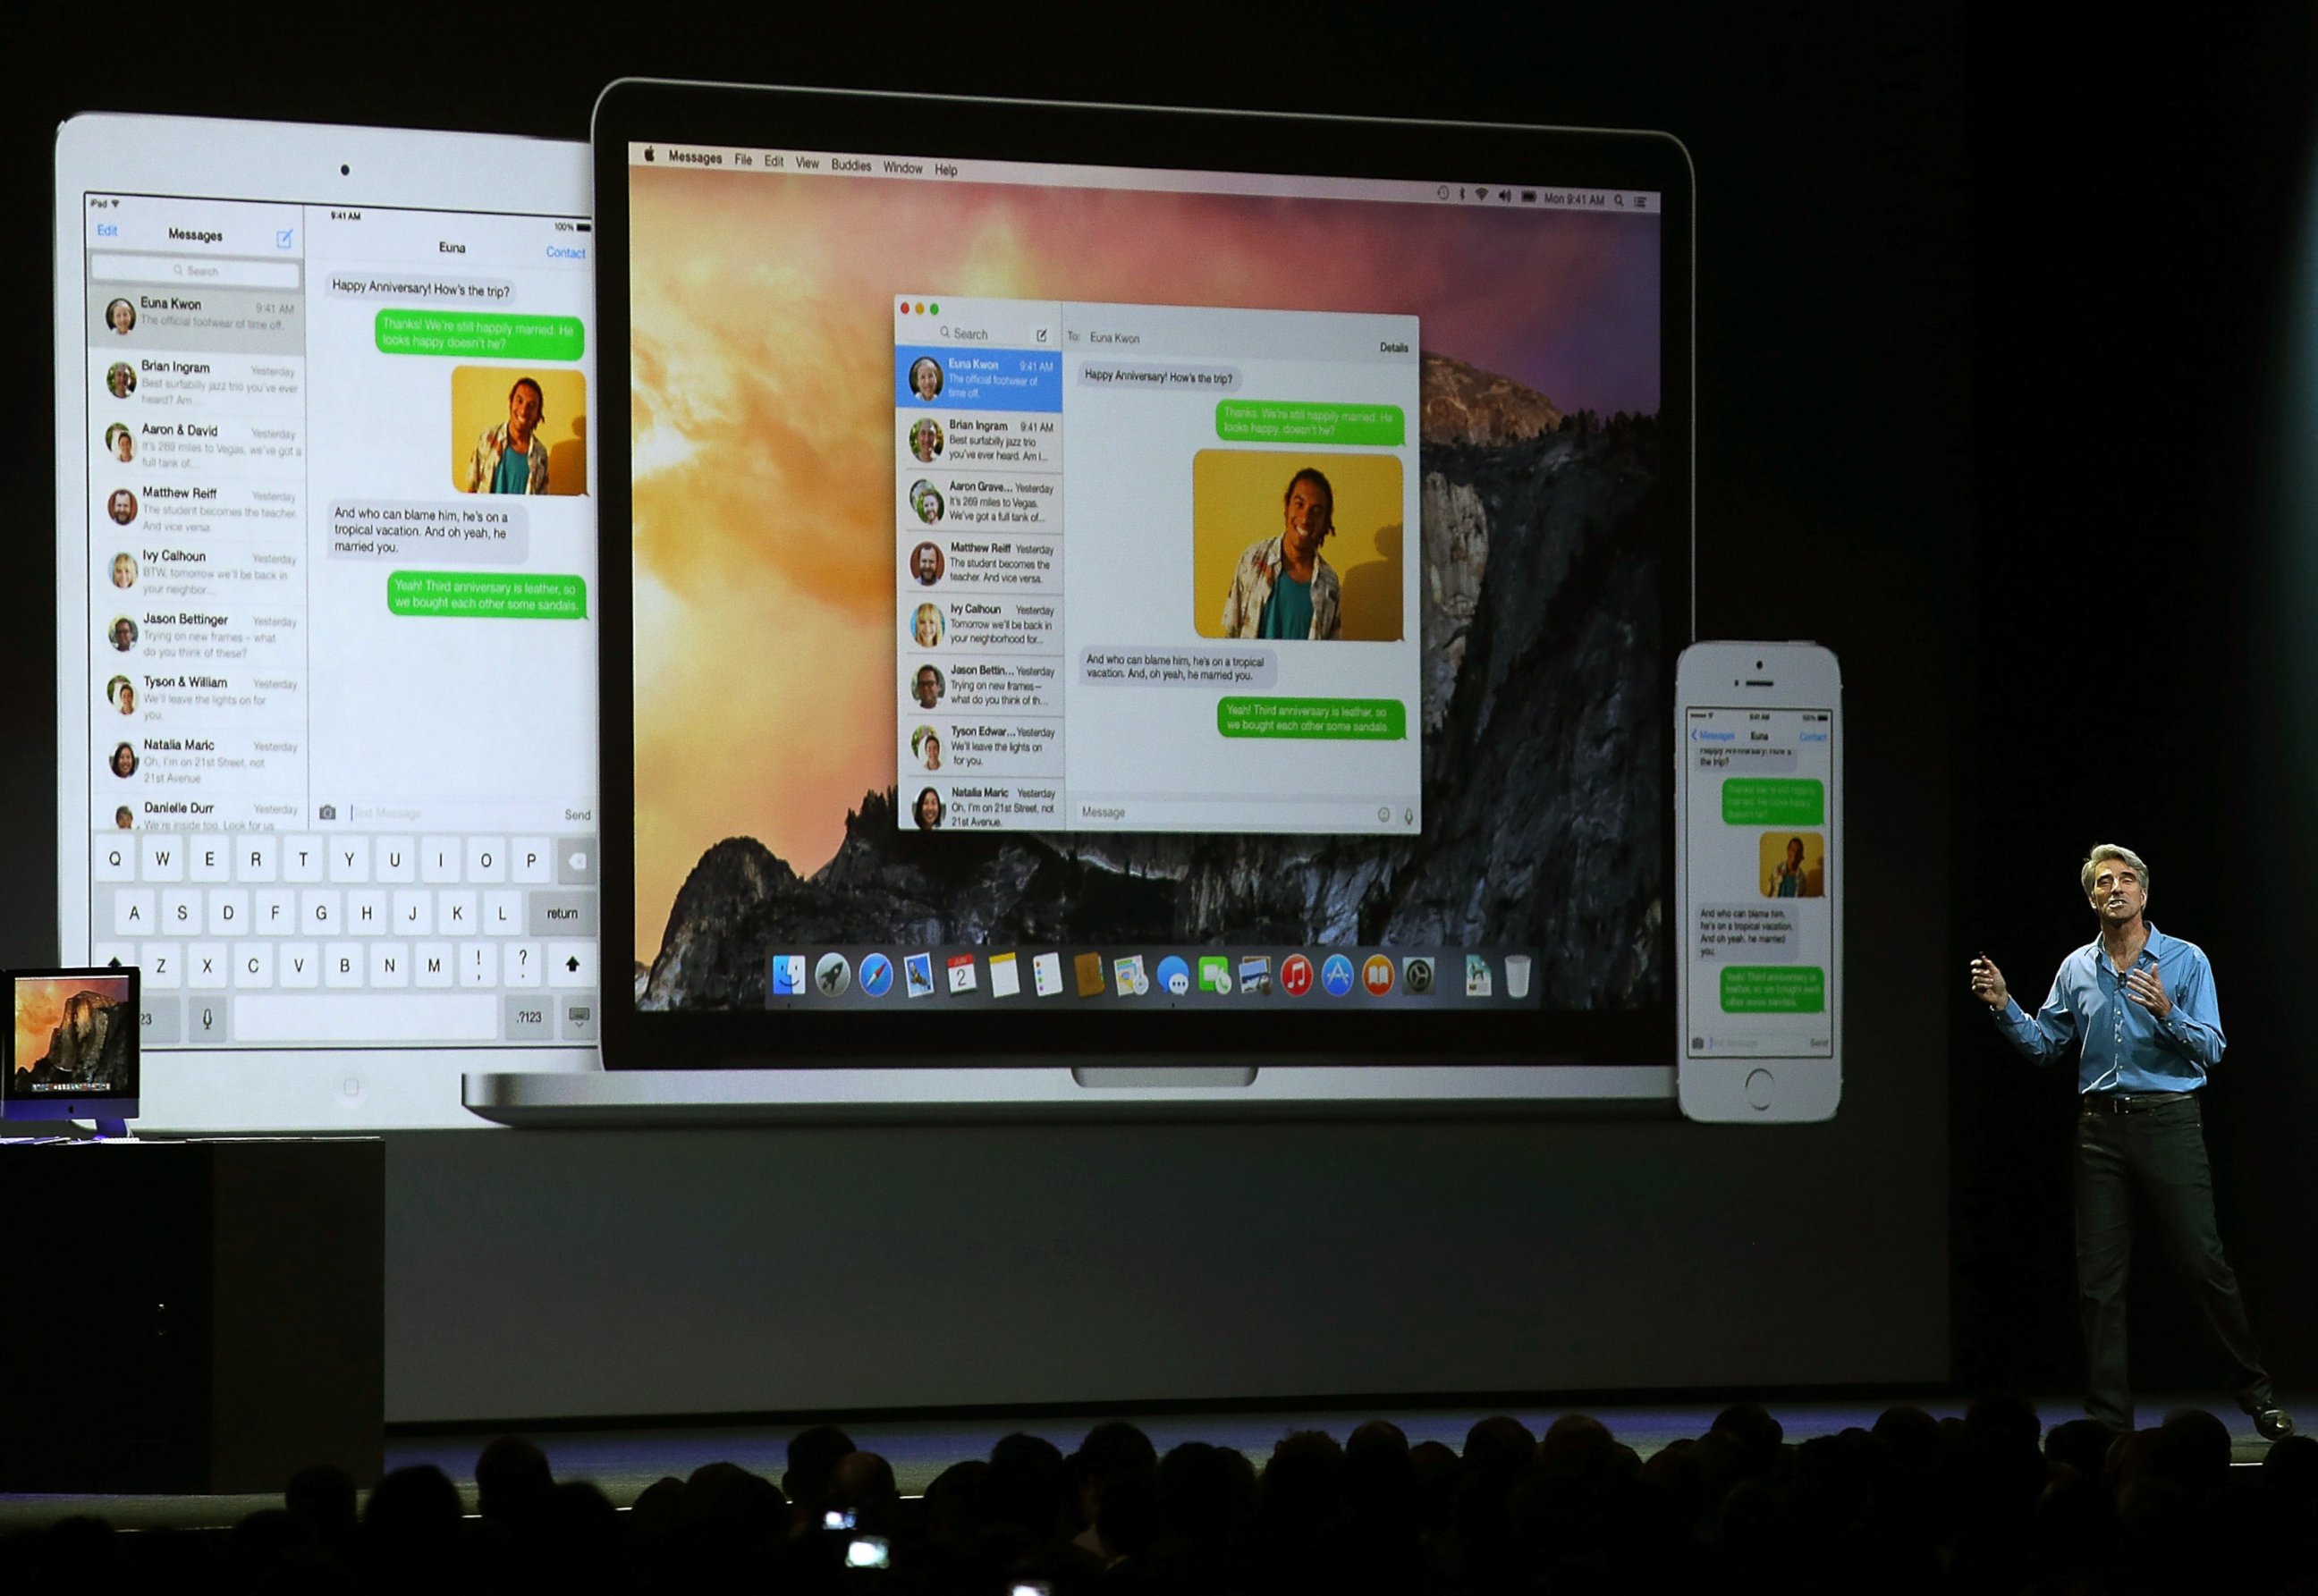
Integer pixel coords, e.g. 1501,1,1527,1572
626,144,1661,215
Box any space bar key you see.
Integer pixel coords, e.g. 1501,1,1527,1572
234,994,499,1043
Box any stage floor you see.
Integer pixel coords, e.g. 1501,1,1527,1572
0,1393,2292,1535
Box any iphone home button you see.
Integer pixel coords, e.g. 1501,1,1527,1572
1744,1068,1775,1111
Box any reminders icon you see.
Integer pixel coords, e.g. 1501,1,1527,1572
1032,951,1063,996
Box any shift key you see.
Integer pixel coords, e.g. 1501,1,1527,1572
528,891,598,936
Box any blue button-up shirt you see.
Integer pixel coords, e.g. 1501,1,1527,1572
1993,924,2225,1094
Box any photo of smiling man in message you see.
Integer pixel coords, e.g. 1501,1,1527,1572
1194,450,1403,643
448,365,588,495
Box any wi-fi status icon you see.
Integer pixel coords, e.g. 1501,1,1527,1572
1472,182,1487,198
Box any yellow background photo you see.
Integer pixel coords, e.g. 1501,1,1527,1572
1757,831,1827,898
448,366,589,495
1190,449,1403,641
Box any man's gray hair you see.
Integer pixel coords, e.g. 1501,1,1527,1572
2081,843,2150,897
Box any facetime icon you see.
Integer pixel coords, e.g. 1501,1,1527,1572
1073,951,1106,997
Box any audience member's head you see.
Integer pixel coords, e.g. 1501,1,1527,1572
783,1423,856,1518
476,1434,554,1526
988,1431,1073,1541
1463,1414,1538,1481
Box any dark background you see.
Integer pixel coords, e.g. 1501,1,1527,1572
0,5,2305,1422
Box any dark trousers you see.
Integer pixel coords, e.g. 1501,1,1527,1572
2076,1094,2272,1430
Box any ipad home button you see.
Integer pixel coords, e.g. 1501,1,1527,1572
339,1071,368,1109
1744,1068,1775,1111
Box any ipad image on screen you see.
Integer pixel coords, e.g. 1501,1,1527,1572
55,115,599,1130
592,85,1691,1094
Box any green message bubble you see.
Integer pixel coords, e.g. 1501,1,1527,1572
374,308,586,360
1722,777,1825,826
1721,966,1826,1013
1215,400,1405,447
1216,697,1407,739
386,570,588,621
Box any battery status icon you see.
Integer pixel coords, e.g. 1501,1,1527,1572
1519,190,1537,203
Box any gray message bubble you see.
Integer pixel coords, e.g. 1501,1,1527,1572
328,499,529,562
1692,744,1798,772
1076,362,1242,393
1078,644,1278,688
322,272,518,305
1696,903,1800,963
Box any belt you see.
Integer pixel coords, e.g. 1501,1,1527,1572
2082,1090,2196,1114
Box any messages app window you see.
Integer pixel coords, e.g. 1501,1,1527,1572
80,194,597,1049
893,296,1422,836
1685,708,1833,1059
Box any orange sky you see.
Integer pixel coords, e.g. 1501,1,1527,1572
629,168,1658,958
12,975,128,1071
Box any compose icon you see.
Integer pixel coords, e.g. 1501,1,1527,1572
1319,953,1356,996
903,951,935,999
771,954,805,996
859,952,894,997
1155,955,1190,996
1362,954,1396,996
814,952,851,996
1280,954,1314,996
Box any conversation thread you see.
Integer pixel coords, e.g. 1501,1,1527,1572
1684,708,1834,1059
79,194,598,1050
893,296,1423,835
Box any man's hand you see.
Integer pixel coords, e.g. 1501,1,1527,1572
2124,966,2173,1019
1969,955,2009,1009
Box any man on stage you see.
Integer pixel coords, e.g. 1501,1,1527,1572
1971,843,2293,1438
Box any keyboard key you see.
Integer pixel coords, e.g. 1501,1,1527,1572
347,888,387,936
207,888,250,935
528,891,598,936
546,940,597,990
283,836,326,882
140,942,180,988
140,833,185,882
557,837,598,886
466,837,508,883
301,888,343,934
324,942,363,989
419,836,461,882
484,890,524,936
140,996,182,1043
503,995,553,1040
375,836,416,882
280,942,320,988
92,941,135,971
414,942,455,987
504,942,544,988
440,890,478,933
114,888,157,936
160,886,202,933
393,890,432,936
189,1000,227,1042
187,942,228,989
559,998,598,1043
460,942,497,988
95,838,135,882
256,887,296,935
237,835,278,882
233,942,273,988
368,942,412,988
235,992,498,1043
328,838,370,883
189,839,231,882
512,838,554,883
